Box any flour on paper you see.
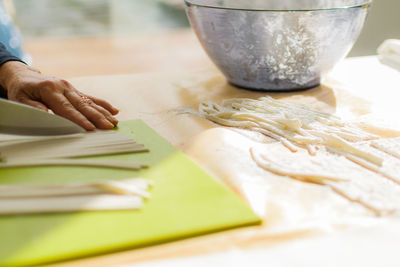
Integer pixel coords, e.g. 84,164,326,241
251,145,400,216
187,97,400,216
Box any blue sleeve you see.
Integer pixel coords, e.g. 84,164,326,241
0,41,23,65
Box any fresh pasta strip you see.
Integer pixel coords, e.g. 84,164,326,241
308,131,383,166
0,178,153,198
0,130,148,162
306,144,317,156
0,133,84,147
96,179,154,199
0,195,143,215
0,159,148,170
3,144,147,159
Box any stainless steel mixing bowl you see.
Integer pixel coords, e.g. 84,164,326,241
185,0,371,91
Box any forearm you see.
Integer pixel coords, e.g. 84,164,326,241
0,42,25,98
0,61,30,89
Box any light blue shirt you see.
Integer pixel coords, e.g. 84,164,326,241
0,1,29,63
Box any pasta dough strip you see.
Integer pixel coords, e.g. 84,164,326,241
0,195,144,215
0,178,153,198
0,159,148,170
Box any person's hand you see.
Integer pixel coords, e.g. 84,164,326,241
0,61,118,131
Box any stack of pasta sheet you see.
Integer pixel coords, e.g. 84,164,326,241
0,178,154,214
0,129,152,214
0,130,149,169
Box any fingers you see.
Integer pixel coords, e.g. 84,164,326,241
65,90,117,130
90,101,119,126
9,72,119,131
43,92,96,131
17,97,49,112
88,95,119,115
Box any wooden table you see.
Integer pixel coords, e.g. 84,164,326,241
43,55,400,267
24,30,213,78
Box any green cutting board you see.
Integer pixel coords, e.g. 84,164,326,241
0,120,260,266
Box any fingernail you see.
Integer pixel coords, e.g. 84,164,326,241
112,107,119,114
103,119,115,129
85,121,96,131
109,116,118,125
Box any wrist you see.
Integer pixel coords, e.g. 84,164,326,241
0,60,27,90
